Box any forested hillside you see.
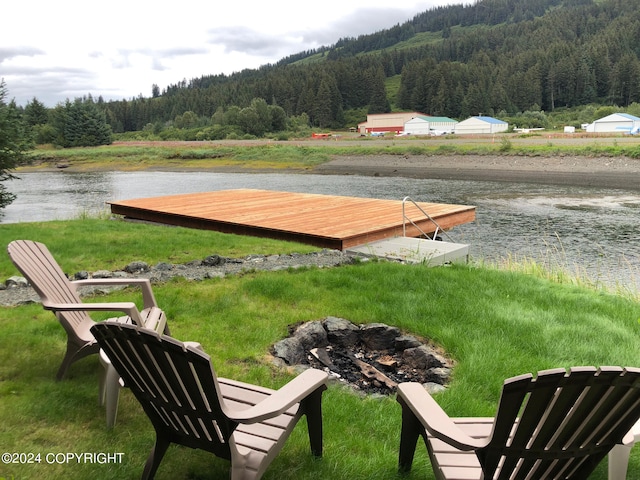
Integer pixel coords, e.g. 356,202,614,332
101,0,640,134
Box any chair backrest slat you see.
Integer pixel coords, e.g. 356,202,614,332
92,322,234,455
8,240,90,330
517,368,605,476
8,240,81,304
477,366,640,479
479,372,541,476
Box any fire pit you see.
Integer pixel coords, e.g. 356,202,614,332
271,316,454,395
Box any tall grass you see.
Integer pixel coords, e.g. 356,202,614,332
476,232,640,302
0,221,638,479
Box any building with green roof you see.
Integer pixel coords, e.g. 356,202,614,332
403,115,458,135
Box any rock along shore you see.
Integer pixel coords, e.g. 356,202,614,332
1,250,356,307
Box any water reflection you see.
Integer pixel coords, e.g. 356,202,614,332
3,171,639,292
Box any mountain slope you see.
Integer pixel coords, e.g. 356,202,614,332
104,0,640,132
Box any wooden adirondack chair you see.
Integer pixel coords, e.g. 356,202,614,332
91,321,328,480
608,419,640,479
7,239,168,427
397,366,640,480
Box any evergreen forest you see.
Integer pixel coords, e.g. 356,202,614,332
19,0,640,143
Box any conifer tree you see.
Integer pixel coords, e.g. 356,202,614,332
367,66,391,114
0,80,32,212
24,97,49,126
51,97,112,147
314,79,335,128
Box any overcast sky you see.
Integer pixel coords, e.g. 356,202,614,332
2,0,464,107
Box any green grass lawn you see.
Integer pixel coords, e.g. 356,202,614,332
1,219,639,479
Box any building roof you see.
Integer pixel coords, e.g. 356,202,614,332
473,116,507,124
407,115,457,123
358,112,428,127
365,111,426,118
428,116,458,123
595,113,640,122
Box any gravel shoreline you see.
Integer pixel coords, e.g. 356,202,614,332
314,155,640,190
22,151,640,191
144,153,640,190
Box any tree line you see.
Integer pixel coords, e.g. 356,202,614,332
11,0,640,144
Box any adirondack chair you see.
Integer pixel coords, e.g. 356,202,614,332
91,322,328,480
397,366,640,480
608,418,640,479
7,239,169,427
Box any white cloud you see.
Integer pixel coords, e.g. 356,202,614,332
2,0,464,107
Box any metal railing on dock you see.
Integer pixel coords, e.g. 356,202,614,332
402,196,455,242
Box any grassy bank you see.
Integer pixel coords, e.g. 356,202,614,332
19,136,640,172
0,219,319,276
1,219,639,479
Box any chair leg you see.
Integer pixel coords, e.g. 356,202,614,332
141,435,171,480
99,351,121,428
302,388,325,457
56,340,98,380
398,402,422,474
56,344,80,380
104,366,121,428
608,443,632,480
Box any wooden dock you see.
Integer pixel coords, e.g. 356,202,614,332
108,189,475,250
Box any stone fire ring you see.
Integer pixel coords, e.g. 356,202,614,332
271,316,454,396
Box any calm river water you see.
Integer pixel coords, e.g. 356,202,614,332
3,171,639,293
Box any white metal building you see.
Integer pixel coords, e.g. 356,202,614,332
454,116,508,134
403,116,458,135
585,113,640,133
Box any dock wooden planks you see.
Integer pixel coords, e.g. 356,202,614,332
108,189,476,250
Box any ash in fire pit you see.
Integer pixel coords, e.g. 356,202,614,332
272,316,454,395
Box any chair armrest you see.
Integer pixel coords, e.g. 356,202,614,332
225,369,328,424
397,383,487,451
72,278,158,309
42,300,144,325
621,420,640,446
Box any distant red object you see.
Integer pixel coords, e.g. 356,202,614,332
312,133,330,139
